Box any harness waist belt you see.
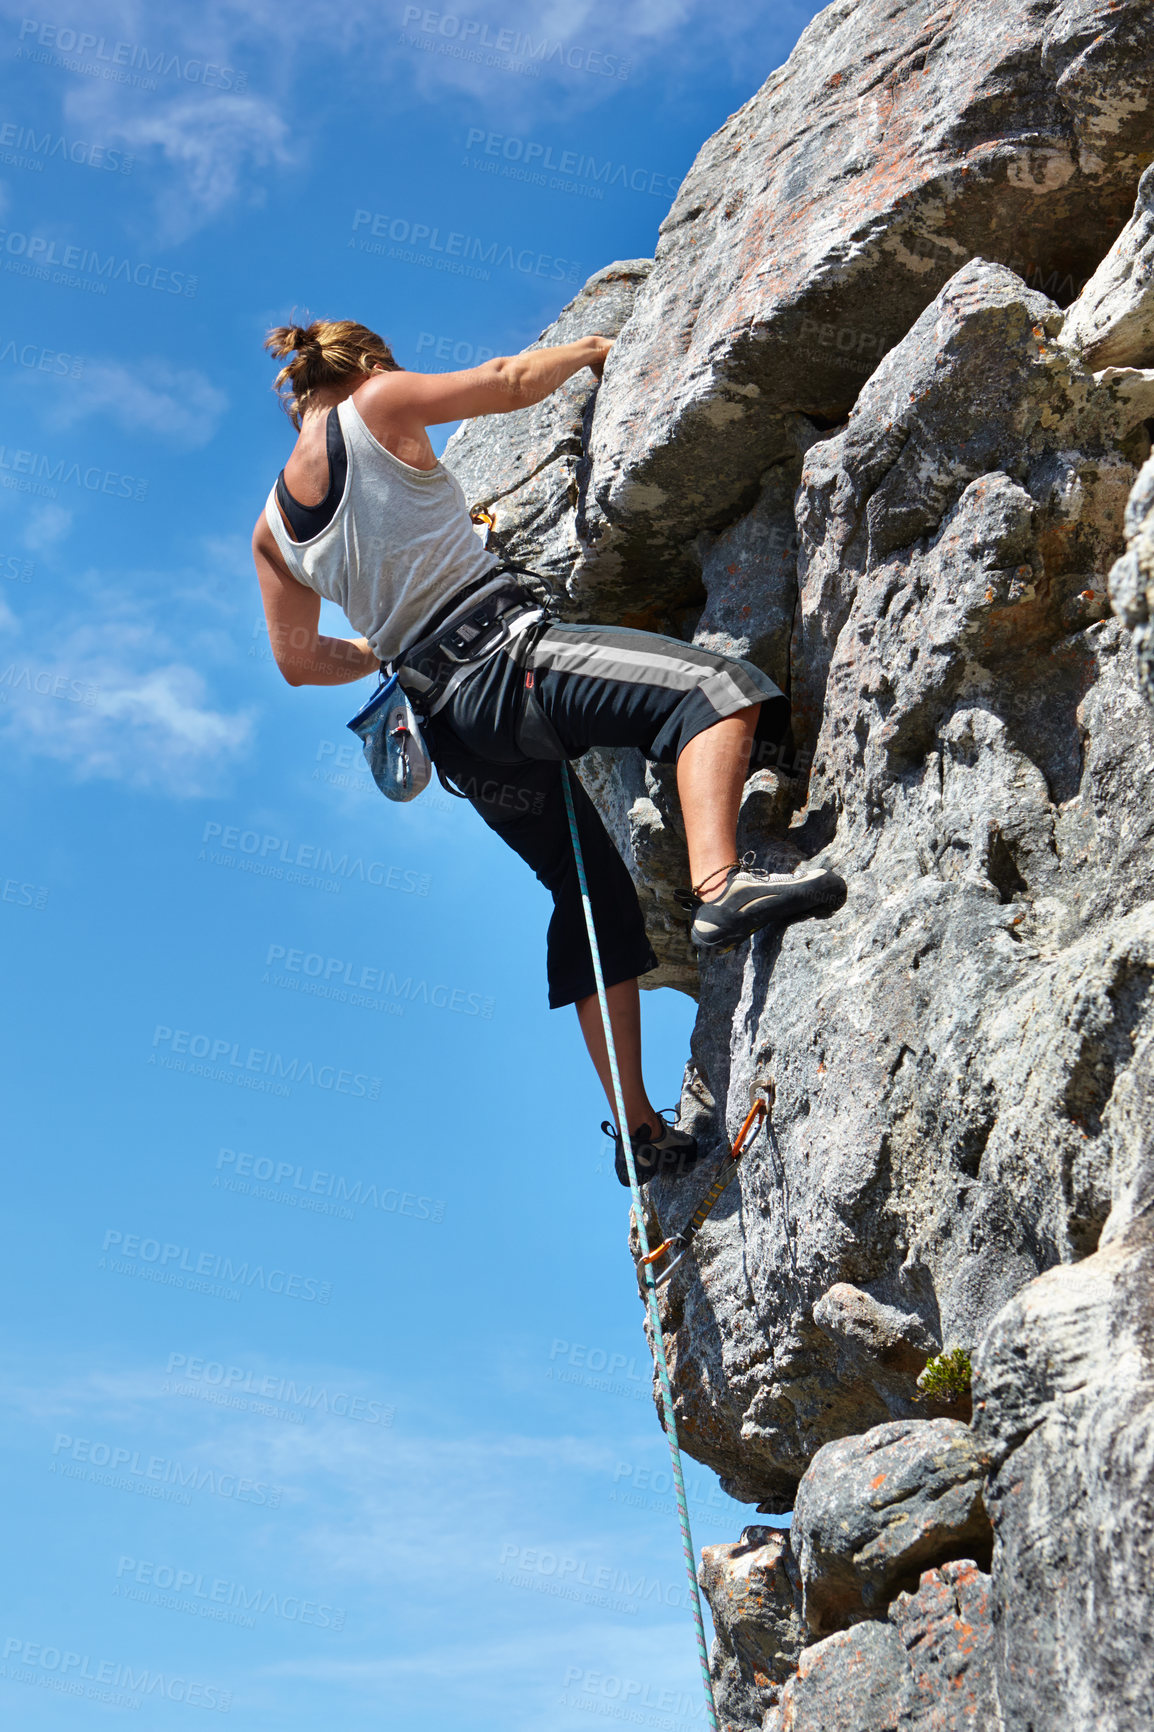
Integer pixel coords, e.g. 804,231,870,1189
396,586,545,715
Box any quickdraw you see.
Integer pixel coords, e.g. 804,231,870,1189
469,503,497,544
640,1083,773,1287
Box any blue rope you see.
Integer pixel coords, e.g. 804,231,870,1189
561,761,719,1731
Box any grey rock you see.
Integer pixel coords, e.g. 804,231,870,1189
1060,165,1154,368
762,1618,905,1732
811,1283,940,1380
697,1526,805,1731
790,259,1151,788
764,1560,995,1732
693,456,815,689
636,258,1154,1505
887,1560,996,1731
972,1198,1154,1732
791,1420,992,1636
1109,452,1154,707
575,0,1154,611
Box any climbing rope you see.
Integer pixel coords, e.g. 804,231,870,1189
560,761,720,1732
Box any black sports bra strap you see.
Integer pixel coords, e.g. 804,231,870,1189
275,407,348,542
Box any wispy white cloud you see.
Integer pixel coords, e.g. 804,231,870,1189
94,660,244,745
38,357,228,449
65,89,295,244
18,503,74,552
0,0,816,255
0,602,255,793
0,1340,723,1732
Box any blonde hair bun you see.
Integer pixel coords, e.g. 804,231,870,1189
264,317,400,428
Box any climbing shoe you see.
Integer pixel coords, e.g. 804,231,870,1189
601,1111,705,1188
689,853,847,954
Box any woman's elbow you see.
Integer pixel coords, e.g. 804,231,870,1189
269,624,318,686
277,657,308,687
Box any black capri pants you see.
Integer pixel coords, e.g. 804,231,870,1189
420,621,790,1008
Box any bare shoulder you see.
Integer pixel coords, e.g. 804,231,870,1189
353,368,424,430
352,371,440,468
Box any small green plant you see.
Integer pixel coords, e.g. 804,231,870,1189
916,1347,973,1406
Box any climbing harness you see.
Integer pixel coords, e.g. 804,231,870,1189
640,1087,771,1288
560,761,720,1732
395,584,547,718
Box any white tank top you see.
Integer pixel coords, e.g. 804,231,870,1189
263,394,502,662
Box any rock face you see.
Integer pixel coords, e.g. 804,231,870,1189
1060,164,1154,369
697,1449,997,1732
763,1560,996,1732
440,2,1154,1724
638,252,1154,1510
576,0,1154,613
1109,451,1154,705
697,1526,804,1729
791,1420,991,1635
972,1207,1154,1728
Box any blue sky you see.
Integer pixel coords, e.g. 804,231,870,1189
0,3,825,1726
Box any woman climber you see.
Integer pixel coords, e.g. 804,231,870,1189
251,319,845,1186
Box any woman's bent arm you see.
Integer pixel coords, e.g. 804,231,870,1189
253,520,378,687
